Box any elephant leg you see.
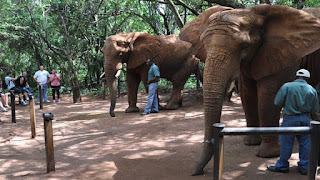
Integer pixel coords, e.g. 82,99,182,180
165,86,183,110
240,74,262,145
125,71,140,113
166,57,197,110
255,67,297,158
165,69,191,110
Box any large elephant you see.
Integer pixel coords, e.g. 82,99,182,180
179,5,320,175
102,32,199,117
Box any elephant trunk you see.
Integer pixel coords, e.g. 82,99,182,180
105,61,122,117
192,51,235,175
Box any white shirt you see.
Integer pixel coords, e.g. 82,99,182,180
33,70,50,84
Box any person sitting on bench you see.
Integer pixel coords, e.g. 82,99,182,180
5,72,28,105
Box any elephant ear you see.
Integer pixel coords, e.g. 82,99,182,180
179,6,233,61
126,32,158,69
250,5,320,80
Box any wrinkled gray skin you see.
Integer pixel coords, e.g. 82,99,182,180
180,5,320,175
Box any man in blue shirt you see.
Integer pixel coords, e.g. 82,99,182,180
141,58,160,115
267,69,319,175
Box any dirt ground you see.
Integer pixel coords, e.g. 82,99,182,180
0,90,319,180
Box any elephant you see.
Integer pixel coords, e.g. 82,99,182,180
102,32,199,117
179,5,320,175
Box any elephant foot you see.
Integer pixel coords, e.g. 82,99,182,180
255,142,280,158
164,103,179,110
244,135,262,146
110,111,115,117
191,168,204,176
125,106,139,113
158,105,164,110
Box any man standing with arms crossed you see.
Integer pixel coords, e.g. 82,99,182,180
141,58,160,115
267,69,319,175
33,65,50,103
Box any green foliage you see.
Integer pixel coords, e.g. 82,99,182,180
0,0,318,97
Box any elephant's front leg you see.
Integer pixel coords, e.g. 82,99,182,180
125,71,140,113
240,74,262,145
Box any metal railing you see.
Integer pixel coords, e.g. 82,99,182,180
212,121,320,180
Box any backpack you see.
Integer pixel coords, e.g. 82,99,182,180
2,79,8,89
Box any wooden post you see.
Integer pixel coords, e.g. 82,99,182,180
10,90,16,123
213,123,225,180
29,94,36,138
102,78,106,100
117,78,121,97
43,112,55,172
39,85,43,109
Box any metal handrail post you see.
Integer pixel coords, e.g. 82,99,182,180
308,121,320,180
10,90,16,123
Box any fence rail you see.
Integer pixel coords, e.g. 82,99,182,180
212,121,320,180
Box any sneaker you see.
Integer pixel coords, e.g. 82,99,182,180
267,165,289,173
53,100,56,103
20,101,27,106
1,108,8,112
298,168,307,175
44,100,51,103
57,99,61,102
141,112,150,115
151,110,159,113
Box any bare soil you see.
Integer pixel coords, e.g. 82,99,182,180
0,90,318,180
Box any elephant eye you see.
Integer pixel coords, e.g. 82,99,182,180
240,43,250,50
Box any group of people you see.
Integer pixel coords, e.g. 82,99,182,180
0,65,61,112
33,65,61,103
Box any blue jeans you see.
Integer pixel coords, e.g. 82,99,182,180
38,84,49,102
144,83,158,113
23,86,33,94
275,115,310,172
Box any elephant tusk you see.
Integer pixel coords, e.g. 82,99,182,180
99,72,105,79
115,70,121,78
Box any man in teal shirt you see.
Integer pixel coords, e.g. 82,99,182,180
141,58,160,115
267,69,319,175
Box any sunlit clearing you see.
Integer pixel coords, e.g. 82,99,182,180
223,171,244,180
124,150,175,159
239,162,251,167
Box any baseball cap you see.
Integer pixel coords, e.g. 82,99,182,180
296,69,310,78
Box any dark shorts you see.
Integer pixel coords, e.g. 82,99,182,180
9,86,23,94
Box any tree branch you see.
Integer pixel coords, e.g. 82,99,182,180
175,0,199,16
205,0,245,8
166,0,184,28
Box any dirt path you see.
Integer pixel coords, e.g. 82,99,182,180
0,91,318,179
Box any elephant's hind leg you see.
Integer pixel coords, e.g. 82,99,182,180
240,74,262,145
125,71,140,113
165,73,189,110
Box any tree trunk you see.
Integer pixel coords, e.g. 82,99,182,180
166,0,184,28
